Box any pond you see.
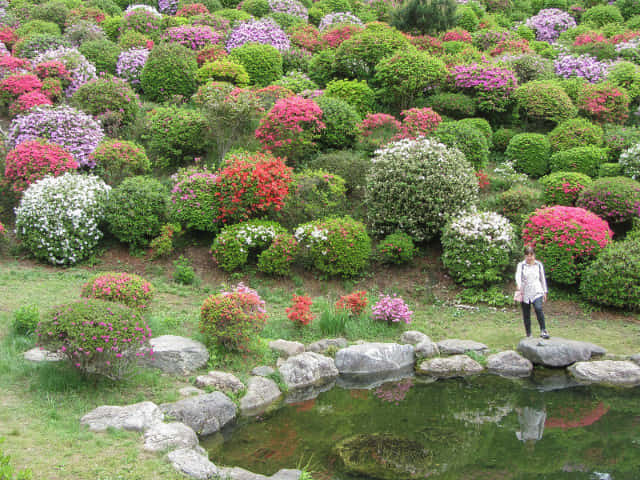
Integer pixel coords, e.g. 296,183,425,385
203,372,640,480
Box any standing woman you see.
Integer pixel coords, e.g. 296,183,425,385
516,246,550,339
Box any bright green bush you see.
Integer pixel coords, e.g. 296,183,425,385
549,146,609,176
580,237,640,310
576,176,640,224
81,272,155,310
539,171,593,206
241,0,270,16
505,133,550,178
489,185,543,225
457,117,492,148
104,176,168,248
365,138,478,241
197,58,250,86
102,16,122,42
455,6,479,31
37,299,152,380
307,49,338,87
513,80,577,125
273,71,317,93
16,20,61,37
79,39,121,75
599,162,623,177
229,42,283,87
295,216,371,277
548,117,604,152
11,305,39,336
257,232,299,276
442,210,518,286
117,30,151,50
377,231,416,265
30,1,69,28
422,92,477,119
308,150,371,198
606,61,640,103
324,79,375,118
433,121,489,169
582,4,623,26
140,43,198,102
90,139,151,186
315,95,361,150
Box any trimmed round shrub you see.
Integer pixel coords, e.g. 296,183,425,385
37,299,152,379
81,272,154,310
505,133,550,178
492,128,517,153
161,25,221,51
4,139,78,193
504,53,555,84
211,219,286,271
12,34,71,59
308,150,371,198
548,118,603,152
576,177,640,225
143,105,208,168
229,42,283,87
140,43,198,102
540,171,593,206
226,17,290,51
79,39,122,75
30,1,70,29
16,20,61,38
197,58,250,86
270,169,346,229
365,138,478,241
315,95,360,150
422,92,476,119
242,0,269,16
606,61,640,103
434,121,489,169
169,168,220,231
307,49,338,88
199,283,267,351
118,30,153,50
548,146,608,176
620,143,640,180
90,140,151,186
449,62,518,113
257,232,298,276
104,176,168,248
377,231,416,265
522,206,613,285
324,79,375,118
580,237,640,310
121,8,162,39
457,117,492,148
71,75,140,133
582,4,623,26
490,185,543,225
15,173,111,265
513,80,577,125
8,105,104,168
272,70,317,93
442,210,518,287
295,216,371,277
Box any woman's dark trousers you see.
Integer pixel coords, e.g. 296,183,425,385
521,297,546,336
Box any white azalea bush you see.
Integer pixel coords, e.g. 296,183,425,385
365,138,478,242
15,173,111,265
441,209,518,287
619,143,640,180
211,219,287,271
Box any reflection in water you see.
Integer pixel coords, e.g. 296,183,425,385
516,406,546,443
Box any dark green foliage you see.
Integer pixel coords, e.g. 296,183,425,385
229,42,283,87
140,43,198,102
422,92,476,119
600,162,623,177
433,121,489,169
308,150,371,198
377,231,416,265
455,6,479,31
489,185,543,225
308,49,338,87
104,176,168,248
616,0,640,19
506,133,550,178
580,237,640,310
241,0,270,16
79,39,121,75
457,117,492,149
30,1,69,28
315,95,361,150
391,0,458,35
549,146,609,176
102,16,122,42
548,118,604,152
492,128,518,153
513,81,577,126
87,0,122,16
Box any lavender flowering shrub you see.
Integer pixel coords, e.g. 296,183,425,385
525,8,576,43
226,18,291,52
116,47,149,86
15,173,111,265
554,54,610,83
268,0,308,20
371,294,413,324
9,105,105,167
158,0,179,15
318,12,363,31
162,25,222,50
33,46,96,95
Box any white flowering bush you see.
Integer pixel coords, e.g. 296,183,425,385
15,173,111,265
619,143,640,180
441,209,518,287
211,220,287,271
365,138,478,242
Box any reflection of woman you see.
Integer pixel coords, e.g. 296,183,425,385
516,407,546,443
515,246,549,339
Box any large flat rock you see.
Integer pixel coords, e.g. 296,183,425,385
568,360,640,387
142,335,209,375
279,352,338,390
334,342,415,375
80,401,163,432
143,422,199,452
160,392,236,436
167,447,218,480
437,339,488,355
417,355,484,378
240,376,282,416
517,337,606,368
487,350,533,378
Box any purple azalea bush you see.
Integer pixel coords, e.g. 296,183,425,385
554,54,610,83
158,0,179,15
162,25,221,50
116,47,149,86
372,294,413,324
33,46,96,96
318,12,364,31
226,18,291,52
525,8,576,43
268,0,308,20
9,105,105,168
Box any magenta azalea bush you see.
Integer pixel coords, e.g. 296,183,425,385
8,105,105,167
226,18,291,52
162,26,221,51
525,8,576,43
576,177,640,225
81,272,155,310
371,294,413,324
450,63,518,112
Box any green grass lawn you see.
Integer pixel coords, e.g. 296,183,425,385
0,256,638,479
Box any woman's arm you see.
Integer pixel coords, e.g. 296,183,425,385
539,262,548,294
515,262,523,289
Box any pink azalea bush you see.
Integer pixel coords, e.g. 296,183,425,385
400,107,442,139
356,112,404,152
162,25,221,51
450,63,518,112
81,272,155,310
522,206,613,285
371,294,413,324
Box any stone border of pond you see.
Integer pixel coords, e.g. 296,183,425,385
26,333,640,480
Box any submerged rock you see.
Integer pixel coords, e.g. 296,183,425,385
487,350,533,378
517,337,606,368
334,433,435,480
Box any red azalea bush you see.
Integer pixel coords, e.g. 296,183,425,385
443,29,472,43
9,90,53,116
216,151,293,224
577,83,630,124
489,38,531,56
196,44,227,66
286,294,315,326
335,291,368,317
289,24,322,52
176,3,210,17
81,272,155,310
199,283,267,351
404,34,443,54
34,60,72,86
576,177,640,225
321,24,363,48
522,206,613,285
0,27,18,49
0,55,29,78
0,74,42,106
4,139,78,193
400,107,442,138
255,95,325,165
539,171,593,206
357,113,405,152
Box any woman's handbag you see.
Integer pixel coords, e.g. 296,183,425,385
514,289,523,303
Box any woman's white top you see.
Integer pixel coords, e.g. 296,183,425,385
515,260,547,304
